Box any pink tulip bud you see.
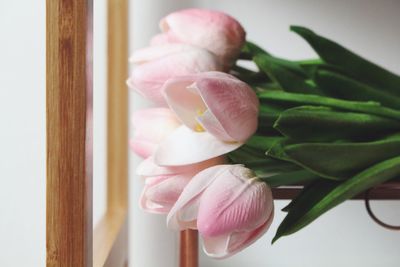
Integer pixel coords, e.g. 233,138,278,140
127,44,222,106
130,108,180,158
167,164,274,258
162,71,259,143
138,156,225,214
155,9,246,66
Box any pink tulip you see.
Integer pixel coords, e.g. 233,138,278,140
167,164,274,258
127,44,222,106
138,156,225,214
130,108,180,158
154,72,258,166
154,9,246,66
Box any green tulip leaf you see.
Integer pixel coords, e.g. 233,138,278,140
291,26,400,97
257,169,319,187
272,156,400,243
254,54,322,95
258,91,400,121
241,41,270,58
258,104,284,132
228,146,299,173
274,106,400,142
315,69,400,110
283,134,400,179
245,135,285,151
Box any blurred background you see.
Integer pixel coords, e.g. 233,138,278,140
0,0,399,266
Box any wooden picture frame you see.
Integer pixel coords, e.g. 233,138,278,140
46,1,198,266
46,0,128,266
47,1,397,266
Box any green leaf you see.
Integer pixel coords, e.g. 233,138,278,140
283,134,400,179
247,158,300,172
255,54,309,78
228,146,265,163
257,169,319,187
266,138,293,163
291,26,400,97
228,146,299,172
297,58,323,69
232,65,270,86
241,41,270,57
281,181,319,212
274,106,400,142
272,156,400,243
257,105,284,134
245,135,284,151
267,138,343,180
315,69,400,110
253,54,322,95
258,91,400,121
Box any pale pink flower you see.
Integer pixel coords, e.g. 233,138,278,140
127,44,222,106
130,108,180,158
138,156,225,214
167,164,274,258
153,8,246,66
154,72,258,166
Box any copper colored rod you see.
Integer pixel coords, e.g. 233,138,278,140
180,230,199,267
272,181,400,200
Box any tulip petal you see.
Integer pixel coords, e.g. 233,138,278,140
195,77,259,142
130,108,180,158
167,165,231,230
163,72,258,142
132,108,180,130
127,49,222,105
160,9,246,65
140,184,170,214
140,174,192,214
150,32,181,46
197,165,273,237
136,156,181,177
137,155,226,177
129,139,158,159
162,78,207,130
196,109,234,142
155,126,242,166
129,44,196,64
201,234,231,258
202,211,274,259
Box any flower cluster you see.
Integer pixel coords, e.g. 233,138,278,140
128,9,274,258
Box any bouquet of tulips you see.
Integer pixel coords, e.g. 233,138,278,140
128,8,400,258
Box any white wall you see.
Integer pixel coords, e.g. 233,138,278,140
0,1,46,266
129,1,400,267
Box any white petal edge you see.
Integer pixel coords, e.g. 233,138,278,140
137,156,227,177
155,125,242,166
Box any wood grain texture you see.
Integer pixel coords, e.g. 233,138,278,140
46,0,93,266
93,0,129,266
180,230,199,267
106,0,129,211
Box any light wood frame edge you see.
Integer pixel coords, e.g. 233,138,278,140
93,0,129,266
